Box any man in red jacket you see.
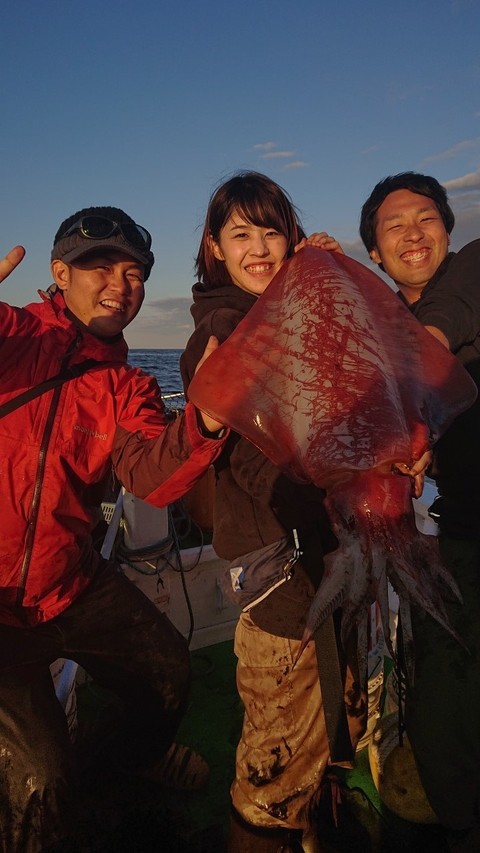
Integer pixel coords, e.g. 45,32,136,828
0,207,226,852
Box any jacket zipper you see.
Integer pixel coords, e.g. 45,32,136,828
16,384,64,606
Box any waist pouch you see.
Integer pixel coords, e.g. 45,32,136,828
222,532,315,638
224,534,356,760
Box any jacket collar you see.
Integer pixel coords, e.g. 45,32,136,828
34,285,128,362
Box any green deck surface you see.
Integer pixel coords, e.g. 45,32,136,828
72,640,457,852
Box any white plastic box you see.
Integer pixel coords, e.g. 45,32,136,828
120,491,240,650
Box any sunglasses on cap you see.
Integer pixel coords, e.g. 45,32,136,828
58,216,152,250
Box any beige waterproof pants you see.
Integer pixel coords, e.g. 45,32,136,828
231,612,367,831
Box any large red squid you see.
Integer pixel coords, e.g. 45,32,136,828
188,248,477,680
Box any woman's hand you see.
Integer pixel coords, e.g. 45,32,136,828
294,232,344,255
0,246,25,284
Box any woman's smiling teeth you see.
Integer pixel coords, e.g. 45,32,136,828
245,263,273,274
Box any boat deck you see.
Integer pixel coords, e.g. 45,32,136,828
63,482,462,851
69,640,457,853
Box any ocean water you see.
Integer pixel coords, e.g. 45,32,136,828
128,348,185,406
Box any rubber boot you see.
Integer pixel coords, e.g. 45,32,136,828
227,807,304,852
301,826,323,853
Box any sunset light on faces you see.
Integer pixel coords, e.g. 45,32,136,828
211,213,288,297
370,189,450,304
51,250,145,338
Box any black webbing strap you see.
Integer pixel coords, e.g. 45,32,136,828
314,616,354,763
0,359,106,420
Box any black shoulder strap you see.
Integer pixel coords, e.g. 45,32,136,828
314,617,355,763
0,360,106,420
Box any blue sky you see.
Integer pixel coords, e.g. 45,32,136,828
2,0,480,348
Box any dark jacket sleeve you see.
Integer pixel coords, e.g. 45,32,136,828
111,370,227,508
413,241,480,352
181,304,334,557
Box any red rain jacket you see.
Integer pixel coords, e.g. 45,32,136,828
0,288,225,627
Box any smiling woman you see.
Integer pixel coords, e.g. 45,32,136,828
210,217,288,297
180,171,359,853
195,171,305,291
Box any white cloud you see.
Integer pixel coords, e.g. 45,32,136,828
252,142,277,151
423,137,480,164
252,142,308,169
450,204,480,249
360,145,381,156
443,170,480,190
282,160,308,170
261,150,295,159
126,297,193,349
148,297,192,314
440,169,480,247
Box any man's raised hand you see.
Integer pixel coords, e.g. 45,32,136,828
0,247,25,284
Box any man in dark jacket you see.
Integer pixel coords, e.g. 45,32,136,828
360,173,480,849
0,207,226,852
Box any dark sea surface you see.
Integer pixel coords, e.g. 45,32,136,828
128,348,185,406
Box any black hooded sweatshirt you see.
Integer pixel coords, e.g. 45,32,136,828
180,281,336,584
402,240,480,539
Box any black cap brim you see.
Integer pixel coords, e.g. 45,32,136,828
51,231,154,281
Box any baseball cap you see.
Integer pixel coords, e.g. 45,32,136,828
51,205,155,281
